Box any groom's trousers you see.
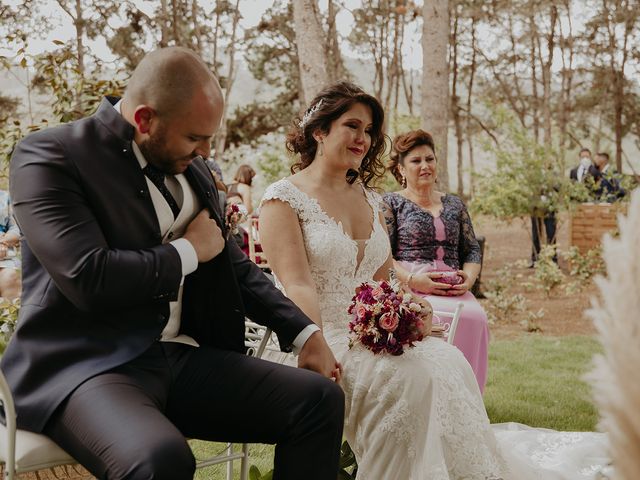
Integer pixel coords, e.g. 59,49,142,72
43,341,344,480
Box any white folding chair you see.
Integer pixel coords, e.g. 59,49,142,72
247,218,270,271
0,322,275,480
433,301,464,345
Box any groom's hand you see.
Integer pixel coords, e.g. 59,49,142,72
298,331,342,382
184,209,225,262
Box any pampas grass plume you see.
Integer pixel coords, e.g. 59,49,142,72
587,188,640,480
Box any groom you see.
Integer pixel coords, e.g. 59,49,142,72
2,47,343,480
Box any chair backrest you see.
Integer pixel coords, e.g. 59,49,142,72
433,301,464,345
247,218,270,270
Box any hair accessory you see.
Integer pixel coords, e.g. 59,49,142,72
298,99,324,129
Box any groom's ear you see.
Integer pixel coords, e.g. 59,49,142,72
133,106,156,135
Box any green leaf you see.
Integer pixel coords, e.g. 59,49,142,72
249,465,261,480
52,39,65,45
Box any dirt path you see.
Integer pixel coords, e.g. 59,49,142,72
474,213,599,340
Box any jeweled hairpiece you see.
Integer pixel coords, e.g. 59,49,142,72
298,99,324,129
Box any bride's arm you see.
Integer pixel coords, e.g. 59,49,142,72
261,199,343,380
260,199,324,329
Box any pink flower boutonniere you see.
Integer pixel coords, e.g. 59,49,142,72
224,203,248,238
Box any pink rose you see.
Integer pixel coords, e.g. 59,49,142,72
356,304,368,319
379,312,399,332
371,286,384,299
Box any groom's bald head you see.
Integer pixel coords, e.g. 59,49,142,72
124,47,222,119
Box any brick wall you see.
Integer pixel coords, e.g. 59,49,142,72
569,203,626,252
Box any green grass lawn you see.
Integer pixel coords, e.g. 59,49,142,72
191,335,602,479
484,335,601,431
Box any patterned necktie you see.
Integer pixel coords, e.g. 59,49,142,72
143,164,181,219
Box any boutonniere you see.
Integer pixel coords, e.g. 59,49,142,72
224,203,248,238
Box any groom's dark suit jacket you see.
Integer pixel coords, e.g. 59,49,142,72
1,97,312,433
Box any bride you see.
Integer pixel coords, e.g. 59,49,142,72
259,81,608,479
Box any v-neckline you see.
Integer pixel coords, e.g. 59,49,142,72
397,192,447,219
284,178,377,274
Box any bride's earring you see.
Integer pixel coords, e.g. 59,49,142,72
318,139,324,157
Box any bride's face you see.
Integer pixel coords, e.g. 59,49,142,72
318,102,373,171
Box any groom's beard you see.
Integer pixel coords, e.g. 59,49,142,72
139,126,192,175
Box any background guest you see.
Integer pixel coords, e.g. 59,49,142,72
570,148,596,183
593,152,625,202
227,164,256,214
0,189,21,299
383,129,489,392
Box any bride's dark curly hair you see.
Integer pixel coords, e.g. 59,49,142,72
286,81,387,187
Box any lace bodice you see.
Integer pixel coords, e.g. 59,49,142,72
261,178,390,338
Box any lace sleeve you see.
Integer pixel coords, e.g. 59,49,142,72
381,193,398,256
260,179,308,222
458,199,481,265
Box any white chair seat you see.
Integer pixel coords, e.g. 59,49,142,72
0,424,74,472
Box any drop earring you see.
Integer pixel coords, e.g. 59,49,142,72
318,139,324,157
401,174,407,188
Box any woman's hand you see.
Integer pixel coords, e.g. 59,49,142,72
448,270,472,296
0,242,8,260
409,272,452,296
409,293,433,337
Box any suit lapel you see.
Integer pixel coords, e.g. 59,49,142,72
183,160,227,237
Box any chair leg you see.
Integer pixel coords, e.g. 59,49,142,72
240,443,249,480
226,443,234,480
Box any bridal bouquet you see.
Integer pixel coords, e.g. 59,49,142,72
224,203,248,236
347,279,432,356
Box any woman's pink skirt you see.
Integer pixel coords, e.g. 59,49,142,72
399,260,489,393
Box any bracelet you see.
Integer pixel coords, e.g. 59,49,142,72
407,273,414,288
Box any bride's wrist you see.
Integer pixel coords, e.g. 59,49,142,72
407,273,414,289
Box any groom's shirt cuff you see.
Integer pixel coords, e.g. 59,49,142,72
170,238,198,277
291,324,321,354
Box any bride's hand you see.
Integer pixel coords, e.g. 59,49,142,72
407,292,433,337
410,272,451,296
298,331,343,382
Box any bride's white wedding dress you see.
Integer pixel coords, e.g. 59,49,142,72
262,178,609,480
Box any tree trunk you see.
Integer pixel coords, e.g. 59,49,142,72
292,0,329,104
74,0,84,79
451,4,463,195
535,5,557,147
191,0,201,54
529,14,540,143
159,0,169,47
214,0,241,161
466,14,477,194
421,0,450,190
171,0,180,44
326,0,347,82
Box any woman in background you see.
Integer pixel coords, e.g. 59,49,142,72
227,164,256,214
383,129,489,392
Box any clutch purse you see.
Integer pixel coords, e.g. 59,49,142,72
433,271,463,285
